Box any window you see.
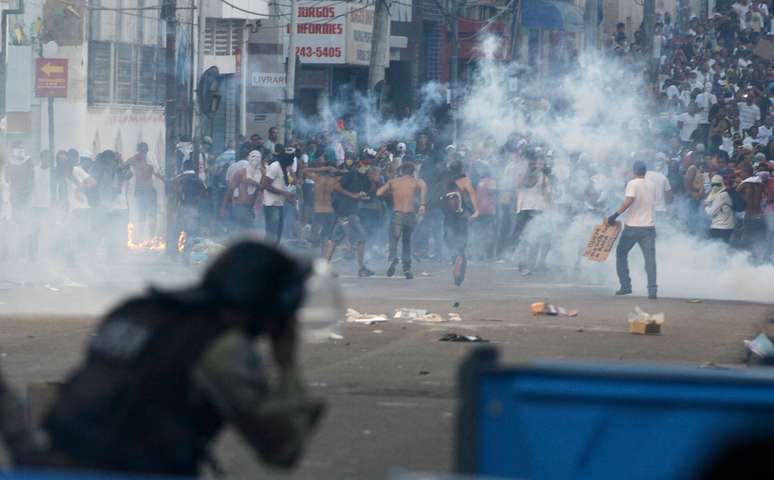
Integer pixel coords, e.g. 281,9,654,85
88,41,165,105
88,40,112,103
115,43,136,103
204,19,244,56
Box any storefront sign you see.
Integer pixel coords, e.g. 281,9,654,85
292,1,346,64
251,72,287,87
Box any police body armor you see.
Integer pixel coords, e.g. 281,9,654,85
44,290,229,476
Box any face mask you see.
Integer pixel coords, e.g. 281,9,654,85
357,166,368,175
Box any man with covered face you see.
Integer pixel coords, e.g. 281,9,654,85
261,146,297,244
0,241,332,476
325,149,378,277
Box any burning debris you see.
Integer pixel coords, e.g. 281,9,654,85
127,224,186,253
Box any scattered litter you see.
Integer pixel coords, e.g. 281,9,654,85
448,313,462,322
577,328,584,333
346,308,388,324
744,333,774,358
308,382,328,388
531,302,578,317
1,353,6,357
191,239,226,256
328,332,344,340
43,285,60,292
628,306,664,335
453,302,460,308
439,333,489,343
394,308,449,322
419,371,430,375
419,272,433,277
362,430,372,435
688,299,703,304
373,330,383,334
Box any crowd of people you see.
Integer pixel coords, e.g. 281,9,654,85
2,3,774,285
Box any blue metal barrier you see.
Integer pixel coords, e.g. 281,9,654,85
455,347,774,480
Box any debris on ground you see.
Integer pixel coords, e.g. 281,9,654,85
328,332,344,340
744,333,774,358
393,308,462,322
439,333,489,343
688,299,703,304
373,330,383,334
628,306,664,335
419,272,433,277
346,308,389,324
531,302,578,317
453,302,460,308
418,371,430,375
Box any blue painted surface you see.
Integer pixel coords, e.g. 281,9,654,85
521,0,584,33
473,363,774,480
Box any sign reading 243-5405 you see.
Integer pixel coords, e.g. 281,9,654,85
35,58,68,98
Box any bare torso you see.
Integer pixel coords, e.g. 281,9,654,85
389,175,425,213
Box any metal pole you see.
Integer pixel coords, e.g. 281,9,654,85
368,0,390,90
163,0,179,256
509,0,519,61
191,0,206,176
47,97,54,154
449,0,459,144
284,0,297,144
240,22,248,138
584,0,598,50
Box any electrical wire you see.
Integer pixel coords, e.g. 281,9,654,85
468,0,512,38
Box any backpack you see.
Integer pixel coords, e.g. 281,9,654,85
179,174,206,207
729,188,747,212
440,176,465,216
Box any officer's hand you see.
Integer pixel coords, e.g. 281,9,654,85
607,212,620,226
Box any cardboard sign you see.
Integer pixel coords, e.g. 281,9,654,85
583,221,622,262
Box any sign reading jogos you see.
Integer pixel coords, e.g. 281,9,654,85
290,1,346,64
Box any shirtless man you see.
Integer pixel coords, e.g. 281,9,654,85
304,162,340,255
222,150,262,232
129,143,162,240
377,163,427,279
440,159,479,286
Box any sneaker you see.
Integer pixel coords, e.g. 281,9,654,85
358,267,375,278
615,288,632,296
387,261,398,278
404,271,414,280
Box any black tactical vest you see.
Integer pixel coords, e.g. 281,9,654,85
43,290,231,476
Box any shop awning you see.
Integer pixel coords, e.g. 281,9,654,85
521,0,585,32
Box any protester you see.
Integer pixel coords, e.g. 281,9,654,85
325,152,376,277
608,161,658,299
128,143,161,242
175,160,207,263
439,159,479,286
705,174,736,242
376,162,427,279
260,147,297,244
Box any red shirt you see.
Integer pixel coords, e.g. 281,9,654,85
476,177,497,215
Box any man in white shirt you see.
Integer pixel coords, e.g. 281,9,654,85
260,149,296,244
676,103,701,145
738,94,761,131
645,154,673,217
695,83,717,145
607,161,658,299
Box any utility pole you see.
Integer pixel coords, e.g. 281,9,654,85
449,0,459,144
509,0,520,61
284,0,297,144
584,0,598,50
368,0,390,90
163,0,179,256
191,0,206,178
643,0,655,53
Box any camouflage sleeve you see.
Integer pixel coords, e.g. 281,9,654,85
192,331,323,469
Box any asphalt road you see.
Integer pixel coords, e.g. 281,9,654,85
0,254,771,479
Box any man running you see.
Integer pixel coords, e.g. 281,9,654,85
128,143,162,241
377,162,427,279
439,160,479,286
325,153,376,277
304,162,340,256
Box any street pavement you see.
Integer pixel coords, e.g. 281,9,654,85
0,254,771,479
